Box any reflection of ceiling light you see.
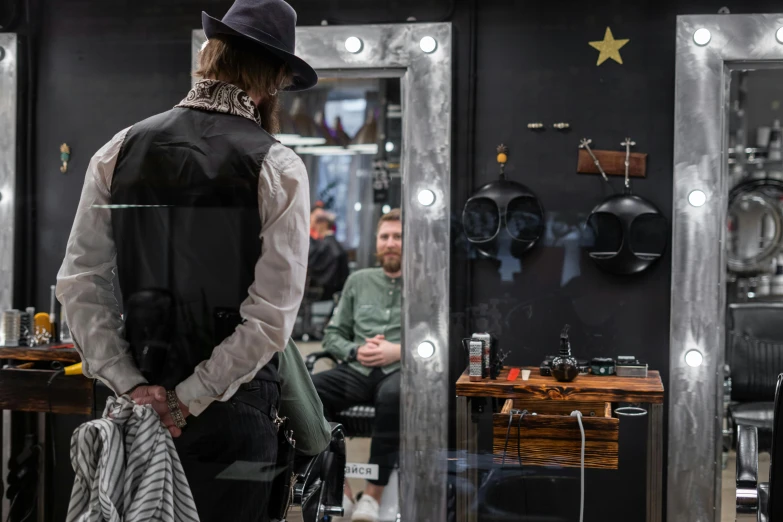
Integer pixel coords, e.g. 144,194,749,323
419,36,437,54
693,28,711,46
385,142,394,152
417,189,436,206
354,202,362,211
294,146,356,156
777,27,783,44
345,36,363,53
277,135,328,146
347,143,379,154
382,205,391,214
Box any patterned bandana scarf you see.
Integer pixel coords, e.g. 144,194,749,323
176,79,263,127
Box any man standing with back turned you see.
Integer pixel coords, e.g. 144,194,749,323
313,209,403,522
56,1,317,520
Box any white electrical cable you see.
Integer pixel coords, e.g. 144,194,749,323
570,410,585,522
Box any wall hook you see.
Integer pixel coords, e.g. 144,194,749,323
527,123,544,130
60,143,71,173
553,122,571,130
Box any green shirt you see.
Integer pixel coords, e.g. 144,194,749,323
322,267,402,376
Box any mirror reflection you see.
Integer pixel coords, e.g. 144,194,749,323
286,77,404,522
721,68,783,520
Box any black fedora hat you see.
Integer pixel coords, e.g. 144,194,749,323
202,0,318,91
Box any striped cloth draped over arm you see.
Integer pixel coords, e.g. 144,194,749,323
67,396,200,522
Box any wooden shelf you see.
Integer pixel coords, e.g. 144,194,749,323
493,400,619,470
577,149,647,178
0,368,92,415
0,345,81,364
456,367,664,404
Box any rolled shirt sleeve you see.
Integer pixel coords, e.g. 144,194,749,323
176,144,310,416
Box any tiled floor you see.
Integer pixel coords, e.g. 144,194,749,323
721,450,770,522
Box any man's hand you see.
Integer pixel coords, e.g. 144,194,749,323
356,336,401,367
129,385,189,438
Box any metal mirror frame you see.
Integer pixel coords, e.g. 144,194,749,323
670,14,783,521
0,34,17,522
0,34,16,325
194,23,453,521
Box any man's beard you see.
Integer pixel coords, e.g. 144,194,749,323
377,249,402,273
259,95,281,135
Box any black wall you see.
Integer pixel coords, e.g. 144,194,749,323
10,0,783,520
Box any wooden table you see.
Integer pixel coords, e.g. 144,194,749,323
0,345,97,522
455,367,665,522
0,345,92,415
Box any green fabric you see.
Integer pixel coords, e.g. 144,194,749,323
278,338,332,456
322,267,402,376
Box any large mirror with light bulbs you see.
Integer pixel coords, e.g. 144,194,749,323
669,14,783,522
193,22,451,522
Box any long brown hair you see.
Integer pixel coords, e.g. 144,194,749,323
195,35,292,134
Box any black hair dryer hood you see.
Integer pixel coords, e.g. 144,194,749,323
462,178,545,259
586,191,667,275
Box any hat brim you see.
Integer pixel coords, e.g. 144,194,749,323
201,12,318,92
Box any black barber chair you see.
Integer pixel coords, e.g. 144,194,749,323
727,303,783,452
735,374,783,521
305,352,376,438
286,423,347,522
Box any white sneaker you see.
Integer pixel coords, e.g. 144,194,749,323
351,495,380,522
333,493,355,520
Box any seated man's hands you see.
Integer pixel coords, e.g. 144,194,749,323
129,385,190,438
357,335,401,367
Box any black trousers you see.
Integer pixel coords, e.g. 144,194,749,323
312,365,400,486
174,380,280,522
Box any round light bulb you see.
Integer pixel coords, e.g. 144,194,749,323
688,189,707,207
419,36,438,54
385,141,395,152
382,204,391,214
344,36,363,54
693,28,711,46
417,189,436,206
776,27,783,44
354,202,362,212
685,349,703,368
417,341,435,358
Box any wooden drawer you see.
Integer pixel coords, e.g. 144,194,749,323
0,368,93,415
493,399,619,470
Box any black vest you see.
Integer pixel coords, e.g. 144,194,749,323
111,106,279,389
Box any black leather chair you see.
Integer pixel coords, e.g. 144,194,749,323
305,351,376,438
735,374,783,521
286,423,347,522
727,303,783,452
295,286,339,342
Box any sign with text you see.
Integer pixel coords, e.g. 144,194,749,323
344,462,379,480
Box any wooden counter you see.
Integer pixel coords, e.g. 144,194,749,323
0,344,91,415
456,366,665,522
0,345,80,364
456,367,665,404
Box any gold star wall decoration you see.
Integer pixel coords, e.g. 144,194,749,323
589,27,629,66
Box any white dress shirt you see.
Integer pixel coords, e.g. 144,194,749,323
56,127,309,416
